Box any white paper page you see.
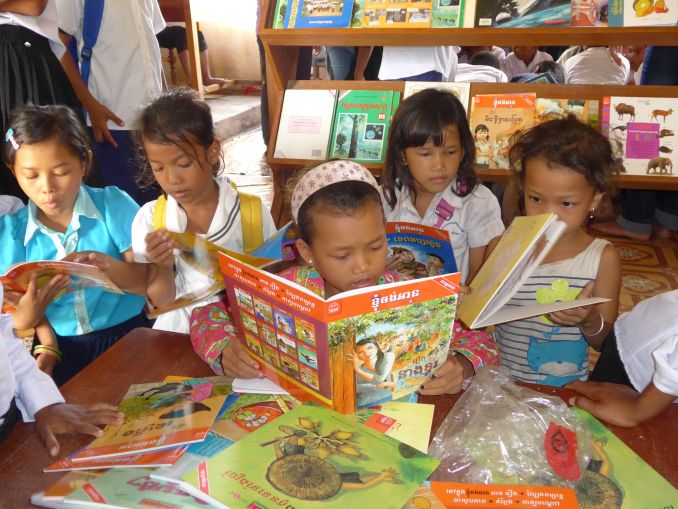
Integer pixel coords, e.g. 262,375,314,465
232,377,289,395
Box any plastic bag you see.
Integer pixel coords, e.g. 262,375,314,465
429,366,591,487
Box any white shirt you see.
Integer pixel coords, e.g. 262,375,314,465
456,46,506,65
616,290,678,397
563,46,630,85
132,177,278,333
453,63,508,83
0,285,64,426
0,195,24,217
0,0,64,58
56,0,166,128
379,47,457,81
501,50,553,80
381,182,504,284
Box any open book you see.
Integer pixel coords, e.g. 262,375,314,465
217,251,461,414
457,213,609,329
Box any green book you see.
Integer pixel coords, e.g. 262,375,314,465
272,0,288,28
431,0,465,28
329,89,397,164
178,402,440,509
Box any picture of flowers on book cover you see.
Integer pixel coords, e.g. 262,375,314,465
70,378,230,461
179,402,440,509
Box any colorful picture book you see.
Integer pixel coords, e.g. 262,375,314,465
403,81,471,112
534,97,598,128
608,0,677,26
601,96,677,177
457,213,609,329
44,446,187,473
386,222,457,279
474,0,571,27
329,89,399,164
469,93,536,170
217,251,460,414
571,0,609,26
431,0,465,27
573,409,678,508
0,260,121,300
362,0,434,27
178,402,440,509
271,0,289,28
274,88,338,160
32,470,106,509
69,378,230,461
284,0,356,28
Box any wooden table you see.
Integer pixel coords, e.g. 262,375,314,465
1,328,676,507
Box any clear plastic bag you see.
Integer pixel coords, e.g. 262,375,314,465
429,366,591,487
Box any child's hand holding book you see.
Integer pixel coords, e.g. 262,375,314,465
3,273,68,330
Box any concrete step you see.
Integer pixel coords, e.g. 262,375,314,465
206,94,261,140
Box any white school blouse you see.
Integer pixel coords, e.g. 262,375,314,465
131,177,278,333
616,290,678,397
381,182,504,284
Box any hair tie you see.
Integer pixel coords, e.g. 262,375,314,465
5,128,19,150
290,160,379,222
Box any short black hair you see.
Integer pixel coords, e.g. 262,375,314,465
534,60,565,83
469,51,501,69
2,104,91,173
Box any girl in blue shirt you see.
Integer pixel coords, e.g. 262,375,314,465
1,104,149,385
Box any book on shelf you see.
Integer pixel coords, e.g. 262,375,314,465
431,0,465,27
469,92,536,170
457,213,609,329
274,89,338,160
43,446,187,473
535,97,599,128
601,96,677,177
177,402,440,509
403,81,471,112
362,0,434,27
386,222,457,279
284,0,356,28
571,0,609,26
272,0,288,28
474,0,571,27
69,378,231,462
0,260,121,301
608,0,677,26
329,89,399,164
217,250,461,414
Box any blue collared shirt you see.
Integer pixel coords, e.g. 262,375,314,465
0,185,146,336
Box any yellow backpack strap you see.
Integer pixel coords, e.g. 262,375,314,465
232,182,264,254
152,194,168,230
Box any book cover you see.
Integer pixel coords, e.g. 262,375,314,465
608,0,677,26
69,378,230,461
44,446,187,473
429,482,579,508
601,96,677,177
274,89,338,160
0,260,121,298
272,0,289,28
284,0,356,28
217,251,460,414
32,471,107,509
535,97,598,128
62,468,209,508
178,402,440,509
571,0,609,26
251,222,301,262
474,0,571,27
404,484,447,509
457,214,609,329
403,81,471,113
329,89,396,164
431,0,465,27
572,409,678,508
350,401,435,452
386,222,457,279
362,1,434,27
469,93,536,170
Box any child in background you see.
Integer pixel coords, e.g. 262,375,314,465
131,88,277,333
1,281,124,455
568,289,678,427
192,161,499,395
502,46,553,80
494,116,622,387
0,105,149,385
381,88,505,285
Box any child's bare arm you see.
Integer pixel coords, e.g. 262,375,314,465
567,380,675,427
0,0,47,16
34,321,59,376
144,231,177,307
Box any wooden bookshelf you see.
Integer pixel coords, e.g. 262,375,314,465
257,0,678,224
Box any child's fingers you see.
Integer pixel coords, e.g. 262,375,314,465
71,420,106,439
80,404,125,425
36,425,60,457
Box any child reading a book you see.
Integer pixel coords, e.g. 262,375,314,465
568,289,678,427
191,160,499,395
0,281,124,455
381,88,505,285
493,116,622,387
131,88,277,333
0,105,149,385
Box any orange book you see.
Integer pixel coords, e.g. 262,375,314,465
430,482,579,508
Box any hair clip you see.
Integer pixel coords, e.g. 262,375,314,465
5,128,19,150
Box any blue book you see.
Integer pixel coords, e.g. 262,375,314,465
284,0,355,28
